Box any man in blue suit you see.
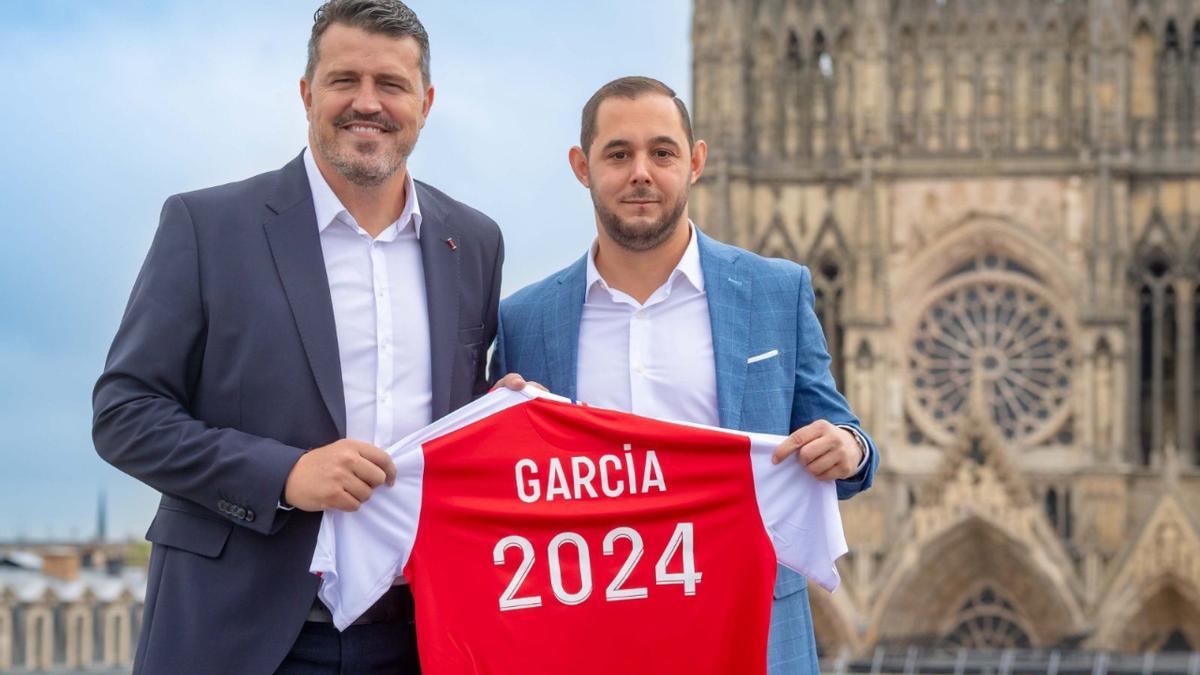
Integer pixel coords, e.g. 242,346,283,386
491,76,878,673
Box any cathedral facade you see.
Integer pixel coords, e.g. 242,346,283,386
690,0,1200,652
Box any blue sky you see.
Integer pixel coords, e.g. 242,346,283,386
0,0,691,540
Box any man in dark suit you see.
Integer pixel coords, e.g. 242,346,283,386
92,2,502,673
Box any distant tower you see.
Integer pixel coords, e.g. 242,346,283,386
96,488,107,543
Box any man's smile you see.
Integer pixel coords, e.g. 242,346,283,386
341,123,390,136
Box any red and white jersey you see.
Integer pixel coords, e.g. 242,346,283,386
311,387,846,675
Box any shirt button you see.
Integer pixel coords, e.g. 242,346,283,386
634,365,646,375
634,310,645,320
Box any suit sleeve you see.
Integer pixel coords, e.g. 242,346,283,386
488,302,509,388
476,228,505,398
92,195,305,535
791,266,879,500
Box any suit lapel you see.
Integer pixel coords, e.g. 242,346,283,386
263,154,347,437
545,256,587,401
415,184,460,421
698,231,752,430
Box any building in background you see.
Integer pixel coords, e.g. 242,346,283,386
0,493,144,672
0,544,144,672
691,0,1200,653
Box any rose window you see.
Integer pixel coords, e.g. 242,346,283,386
908,274,1072,445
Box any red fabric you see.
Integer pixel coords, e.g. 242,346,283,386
405,397,776,675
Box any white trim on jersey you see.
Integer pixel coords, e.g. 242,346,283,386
311,387,544,629
745,431,846,592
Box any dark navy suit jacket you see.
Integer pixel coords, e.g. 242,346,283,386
93,153,503,675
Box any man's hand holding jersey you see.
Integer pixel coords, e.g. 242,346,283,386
771,420,865,481
491,372,548,394
284,440,398,512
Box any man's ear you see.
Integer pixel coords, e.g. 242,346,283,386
689,139,708,185
300,78,312,120
568,146,590,188
419,84,435,125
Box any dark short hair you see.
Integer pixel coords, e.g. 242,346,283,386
305,0,431,86
580,76,694,154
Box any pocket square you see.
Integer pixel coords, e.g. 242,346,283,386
747,349,779,364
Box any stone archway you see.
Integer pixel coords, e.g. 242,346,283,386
868,514,1082,646
103,603,134,667
1114,580,1200,652
1092,495,1200,650
896,213,1076,313
866,404,1086,648
64,602,94,668
23,604,54,670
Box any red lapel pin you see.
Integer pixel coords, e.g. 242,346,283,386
445,237,458,251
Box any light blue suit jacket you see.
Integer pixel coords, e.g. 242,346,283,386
490,229,878,674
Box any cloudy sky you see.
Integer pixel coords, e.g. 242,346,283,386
0,0,691,540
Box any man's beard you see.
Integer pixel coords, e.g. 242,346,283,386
592,186,688,252
313,112,412,187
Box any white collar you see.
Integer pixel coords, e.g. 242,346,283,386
303,146,422,240
586,222,704,296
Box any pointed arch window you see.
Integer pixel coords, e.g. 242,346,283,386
782,30,808,159
895,27,919,148
1161,20,1184,146
786,30,802,66
1191,21,1200,146
812,254,846,387
815,31,833,80
1135,254,1175,465
811,30,834,156
1044,487,1058,527
1067,22,1089,146
1132,221,1198,466
1133,23,1158,149
1043,485,1073,541
752,29,780,161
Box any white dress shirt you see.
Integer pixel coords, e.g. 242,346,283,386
577,225,719,426
303,147,433,449
576,224,869,471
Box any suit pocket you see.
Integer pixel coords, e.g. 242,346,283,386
145,506,233,558
458,324,486,346
747,349,780,365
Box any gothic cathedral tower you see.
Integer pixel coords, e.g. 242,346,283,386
692,0,1200,653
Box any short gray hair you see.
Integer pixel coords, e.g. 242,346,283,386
305,0,431,86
